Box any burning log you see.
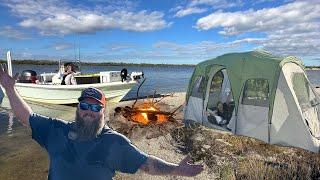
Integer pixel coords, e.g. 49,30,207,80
114,101,183,126
112,77,183,132
110,94,186,140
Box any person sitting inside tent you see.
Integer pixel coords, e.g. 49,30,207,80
217,101,233,122
207,101,234,126
61,62,77,85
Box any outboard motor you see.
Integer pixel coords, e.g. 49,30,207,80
130,71,144,80
18,70,37,83
120,68,128,82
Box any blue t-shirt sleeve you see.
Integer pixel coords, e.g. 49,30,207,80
29,113,65,149
108,134,148,174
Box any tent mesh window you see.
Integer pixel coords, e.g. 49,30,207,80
292,73,320,137
191,76,207,99
292,73,311,110
208,70,224,111
242,78,269,107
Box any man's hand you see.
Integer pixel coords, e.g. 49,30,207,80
0,64,17,90
0,63,32,127
174,156,204,177
139,155,204,177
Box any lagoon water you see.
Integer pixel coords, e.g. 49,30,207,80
0,64,319,179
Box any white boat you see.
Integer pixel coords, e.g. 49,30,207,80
1,51,143,105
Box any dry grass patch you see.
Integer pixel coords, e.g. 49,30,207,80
171,125,320,180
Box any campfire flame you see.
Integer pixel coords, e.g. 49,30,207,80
131,104,169,125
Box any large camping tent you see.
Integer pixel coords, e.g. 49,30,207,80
184,51,320,152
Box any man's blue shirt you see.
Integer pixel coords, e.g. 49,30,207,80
29,113,148,180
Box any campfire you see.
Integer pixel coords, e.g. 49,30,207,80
114,101,178,125
113,79,182,126
131,103,170,125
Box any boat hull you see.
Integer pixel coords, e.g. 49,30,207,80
2,81,137,104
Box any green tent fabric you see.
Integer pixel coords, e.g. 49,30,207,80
186,50,304,118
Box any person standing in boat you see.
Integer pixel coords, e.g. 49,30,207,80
61,62,77,85
0,64,204,180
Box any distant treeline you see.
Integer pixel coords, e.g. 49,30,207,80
0,59,195,67
0,59,318,69
305,66,320,70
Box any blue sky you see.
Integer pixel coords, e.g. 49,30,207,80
0,0,319,65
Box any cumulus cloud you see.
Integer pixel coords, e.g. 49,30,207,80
172,0,242,17
2,0,171,35
104,43,136,51
174,7,208,17
153,40,258,58
195,0,320,57
53,43,73,51
0,26,29,39
94,40,249,62
196,1,319,34
189,0,241,9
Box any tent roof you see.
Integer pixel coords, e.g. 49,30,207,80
195,50,303,74
186,50,304,112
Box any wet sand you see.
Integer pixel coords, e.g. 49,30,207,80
0,99,77,180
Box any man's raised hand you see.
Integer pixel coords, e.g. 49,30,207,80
0,64,17,90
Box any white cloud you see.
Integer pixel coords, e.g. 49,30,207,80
104,43,136,51
149,35,317,61
21,52,33,58
172,0,241,18
189,0,241,9
53,43,73,51
196,1,319,34
153,40,252,58
3,0,171,35
195,0,320,57
0,26,29,39
174,7,207,17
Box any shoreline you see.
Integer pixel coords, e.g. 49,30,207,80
0,60,196,67
1,60,319,69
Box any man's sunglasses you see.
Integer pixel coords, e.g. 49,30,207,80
79,102,103,112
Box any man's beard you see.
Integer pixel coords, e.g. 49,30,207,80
75,109,105,141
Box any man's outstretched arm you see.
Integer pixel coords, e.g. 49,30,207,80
0,64,32,127
139,155,204,177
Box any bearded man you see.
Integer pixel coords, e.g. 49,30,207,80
0,64,203,180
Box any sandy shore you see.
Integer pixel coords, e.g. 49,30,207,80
107,92,215,179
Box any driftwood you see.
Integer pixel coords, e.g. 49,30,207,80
132,78,146,108
151,90,157,103
154,93,174,104
169,105,183,117
121,93,172,102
